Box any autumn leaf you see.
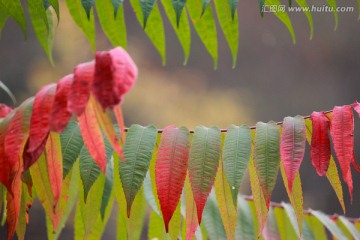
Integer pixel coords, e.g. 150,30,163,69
92,47,138,110
27,84,56,154
50,74,74,133
330,106,355,200
310,112,331,176
280,116,306,192
78,100,107,173
68,61,94,115
0,104,13,118
155,125,190,232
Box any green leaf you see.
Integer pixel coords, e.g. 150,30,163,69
0,0,26,37
120,124,157,216
253,121,280,207
189,126,221,223
130,0,166,64
214,0,239,67
294,0,313,39
161,0,191,64
223,125,251,206
265,0,296,43
304,214,327,240
61,121,84,179
100,156,114,219
0,6,8,38
65,0,96,51
236,197,255,240
186,0,218,68
16,184,33,240
201,0,211,15
302,218,316,240
81,0,95,19
80,133,114,201
47,0,60,21
96,0,127,48
144,171,161,215
117,184,147,240
112,0,123,17
274,207,298,239
338,216,360,240
326,0,338,30
169,0,186,26
203,191,227,240
79,171,106,237
214,158,237,239
148,210,164,239
27,0,54,64
310,210,347,239
139,0,156,28
282,202,300,238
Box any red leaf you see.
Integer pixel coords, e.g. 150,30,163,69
0,104,13,118
23,134,48,172
67,61,95,115
310,112,331,176
45,132,63,209
330,106,354,200
50,74,74,133
78,100,107,172
280,116,306,193
155,126,190,232
28,84,56,153
351,101,360,172
6,165,22,240
92,47,138,110
5,98,34,168
0,113,14,191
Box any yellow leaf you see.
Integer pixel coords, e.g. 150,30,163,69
279,162,303,237
214,159,237,240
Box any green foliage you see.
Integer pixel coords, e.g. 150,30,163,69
0,0,358,65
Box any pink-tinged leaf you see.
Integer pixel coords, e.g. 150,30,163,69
78,101,107,173
50,74,74,133
5,98,34,168
280,116,306,193
45,132,63,209
28,84,56,153
68,61,95,115
0,104,13,118
310,112,331,176
155,126,190,232
189,126,221,224
92,47,138,110
330,106,355,200
91,96,123,158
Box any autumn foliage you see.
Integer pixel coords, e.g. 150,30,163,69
1,48,360,239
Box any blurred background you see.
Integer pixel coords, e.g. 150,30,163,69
0,0,360,238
